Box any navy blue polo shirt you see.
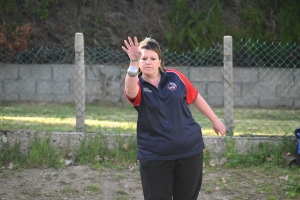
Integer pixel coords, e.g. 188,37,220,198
126,69,204,160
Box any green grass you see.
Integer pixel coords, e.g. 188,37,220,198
0,102,299,136
84,185,102,195
0,130,300,199
0,133,138,169
0,101,299,199
202,165,300,199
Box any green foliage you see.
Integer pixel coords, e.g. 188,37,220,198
74,133,137,167
26,134,64,168
1,133,137,170
84,185,102,195
0,0,13,16
234,39,299,68
165,0,225,52
25,0,56,20
113,134,137,164
239,6,275,41
223,137,295,167
0,140,25,169
1,134,65,169
286,177,300,198
75,134,110,164
165,0,300,52
83,13,105,46
276,0,300,44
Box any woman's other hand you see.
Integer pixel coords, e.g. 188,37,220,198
212,119,226,137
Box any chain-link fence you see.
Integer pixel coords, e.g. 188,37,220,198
0,35,299,136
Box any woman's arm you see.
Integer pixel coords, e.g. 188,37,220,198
124,63,139,99
122,36,141,99
192,93,226,136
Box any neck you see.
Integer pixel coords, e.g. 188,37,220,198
142,73,160,81
142,73,161,88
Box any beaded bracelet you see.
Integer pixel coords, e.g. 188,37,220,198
130,59,139,62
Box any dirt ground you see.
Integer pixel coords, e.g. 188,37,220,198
0,163,296,200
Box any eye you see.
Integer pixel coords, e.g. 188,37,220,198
141,58,147,61
151,58,156,61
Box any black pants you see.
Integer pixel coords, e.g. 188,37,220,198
139,152,203,200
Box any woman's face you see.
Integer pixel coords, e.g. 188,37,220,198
140,49,161,76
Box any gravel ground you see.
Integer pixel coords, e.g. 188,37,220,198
0,163,297,200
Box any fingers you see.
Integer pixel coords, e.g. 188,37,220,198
216,127,226,137
220,131,226,137
134,36,139,46
219,129,226,137
121,46,128,52
214,129,220,136
123,39,131,50
128,37,134,46
122,36,138,49
214,124,226,137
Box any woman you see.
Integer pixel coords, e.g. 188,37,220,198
122,36,226,200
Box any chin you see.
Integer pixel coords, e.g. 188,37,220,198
142,70,152,75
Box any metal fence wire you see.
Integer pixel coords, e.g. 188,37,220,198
0,36,299,136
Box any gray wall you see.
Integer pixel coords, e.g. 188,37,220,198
0,64,299,108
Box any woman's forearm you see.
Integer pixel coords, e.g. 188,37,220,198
192,93,219,123
125,64,139,99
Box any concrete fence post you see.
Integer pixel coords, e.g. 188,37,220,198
74,33,85,132
223,36,234,135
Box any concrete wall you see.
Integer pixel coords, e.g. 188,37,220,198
0,64,299,108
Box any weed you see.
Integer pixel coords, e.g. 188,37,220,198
59,180,71,185
26,134,64,168
74,133,110,165
116,190,129,199
0,141,26,168
113,134,137,164
91,162,105,171
223,137,295,167
67,172,77,179
114,173,125,181
285,177,300,198
84,185,102,195
59,187,79,195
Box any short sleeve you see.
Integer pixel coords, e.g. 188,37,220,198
166,69,198,104
124,82,142,106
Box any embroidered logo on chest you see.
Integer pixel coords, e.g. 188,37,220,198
166,82,177,91
143,87,152,93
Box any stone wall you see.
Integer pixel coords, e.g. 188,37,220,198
0,64,299,108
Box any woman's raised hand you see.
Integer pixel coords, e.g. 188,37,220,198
122,36,141,60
